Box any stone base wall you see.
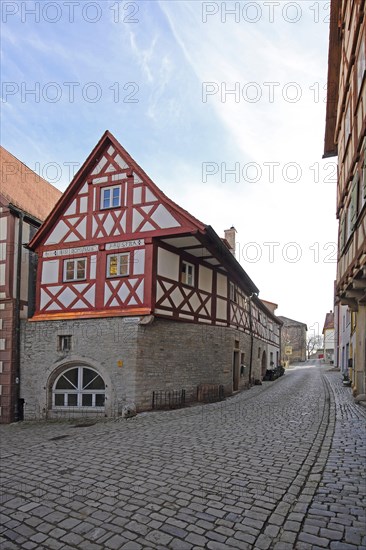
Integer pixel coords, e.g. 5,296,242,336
20,316,279,419
20,317,139,420
136,319,252,410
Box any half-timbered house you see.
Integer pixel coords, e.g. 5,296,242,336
0,146,62,423
21,131,282,419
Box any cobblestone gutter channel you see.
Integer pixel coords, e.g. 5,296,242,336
0,367,365,550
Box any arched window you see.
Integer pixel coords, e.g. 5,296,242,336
53,367,105,408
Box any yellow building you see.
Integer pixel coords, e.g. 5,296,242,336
324,0,365,395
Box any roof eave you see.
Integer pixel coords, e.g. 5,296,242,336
323,0,342,158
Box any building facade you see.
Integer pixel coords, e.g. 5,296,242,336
0,146,61,423
278,316,307,364
323,311,335,363
324,0,366,394
334,302,356,376
21,131,282,419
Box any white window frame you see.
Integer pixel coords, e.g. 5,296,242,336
181,261,194,286
344,99,351,145
63,258,86,282
106,252,130,278
356,32,365,94
229,282,236,302
52,366,105,409
100,185,121,209
362,140,366,207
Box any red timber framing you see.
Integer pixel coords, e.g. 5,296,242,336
152,231,281,347
29,131,206,321
28,130,281,347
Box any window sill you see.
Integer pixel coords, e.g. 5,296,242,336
99,205,122,211
52,407,105,411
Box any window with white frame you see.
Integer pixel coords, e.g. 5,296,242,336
339,213,346,252
346,203,352,242
356,33,365,94
344,100,351,144
362,141,366,208
53,367,105,408
107,253,129,277
229,282,236,302
101,185,121,209
181,261,194,286
349,175,359,230
63,258,86,282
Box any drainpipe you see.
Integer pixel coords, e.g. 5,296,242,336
14,211,24,421
279,324,282,366
248,293,258,385
248,298,253,386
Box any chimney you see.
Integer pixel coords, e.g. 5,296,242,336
224,226,237,257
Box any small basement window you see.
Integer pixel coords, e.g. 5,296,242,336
58,335,72,352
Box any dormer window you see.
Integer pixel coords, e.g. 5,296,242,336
101,185,121,209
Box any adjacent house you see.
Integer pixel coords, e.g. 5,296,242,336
0,146,61,423
323,310,335,363
324,0,366,394
334,302,356,376
278,316,307,364
20,131,282,419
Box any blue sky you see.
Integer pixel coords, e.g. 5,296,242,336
1,1,337,336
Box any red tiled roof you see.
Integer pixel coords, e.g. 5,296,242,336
0,146,62,221
28,130,206,250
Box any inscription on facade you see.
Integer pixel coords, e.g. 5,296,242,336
106,239,144,250
43,245,98,258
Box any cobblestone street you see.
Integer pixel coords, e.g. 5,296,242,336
0,365,365,550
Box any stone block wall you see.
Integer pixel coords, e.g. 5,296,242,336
135,318,271,410
20,317,139,420
20,316,279,419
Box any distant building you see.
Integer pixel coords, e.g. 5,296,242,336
261,300,278,316
334,301,356,377
324,0,366,394
0,146,61,423
323,311,335,363
278,316,307,364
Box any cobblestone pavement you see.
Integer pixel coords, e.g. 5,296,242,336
0,366,365,550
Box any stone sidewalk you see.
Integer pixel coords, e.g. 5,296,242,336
0,366,365,549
